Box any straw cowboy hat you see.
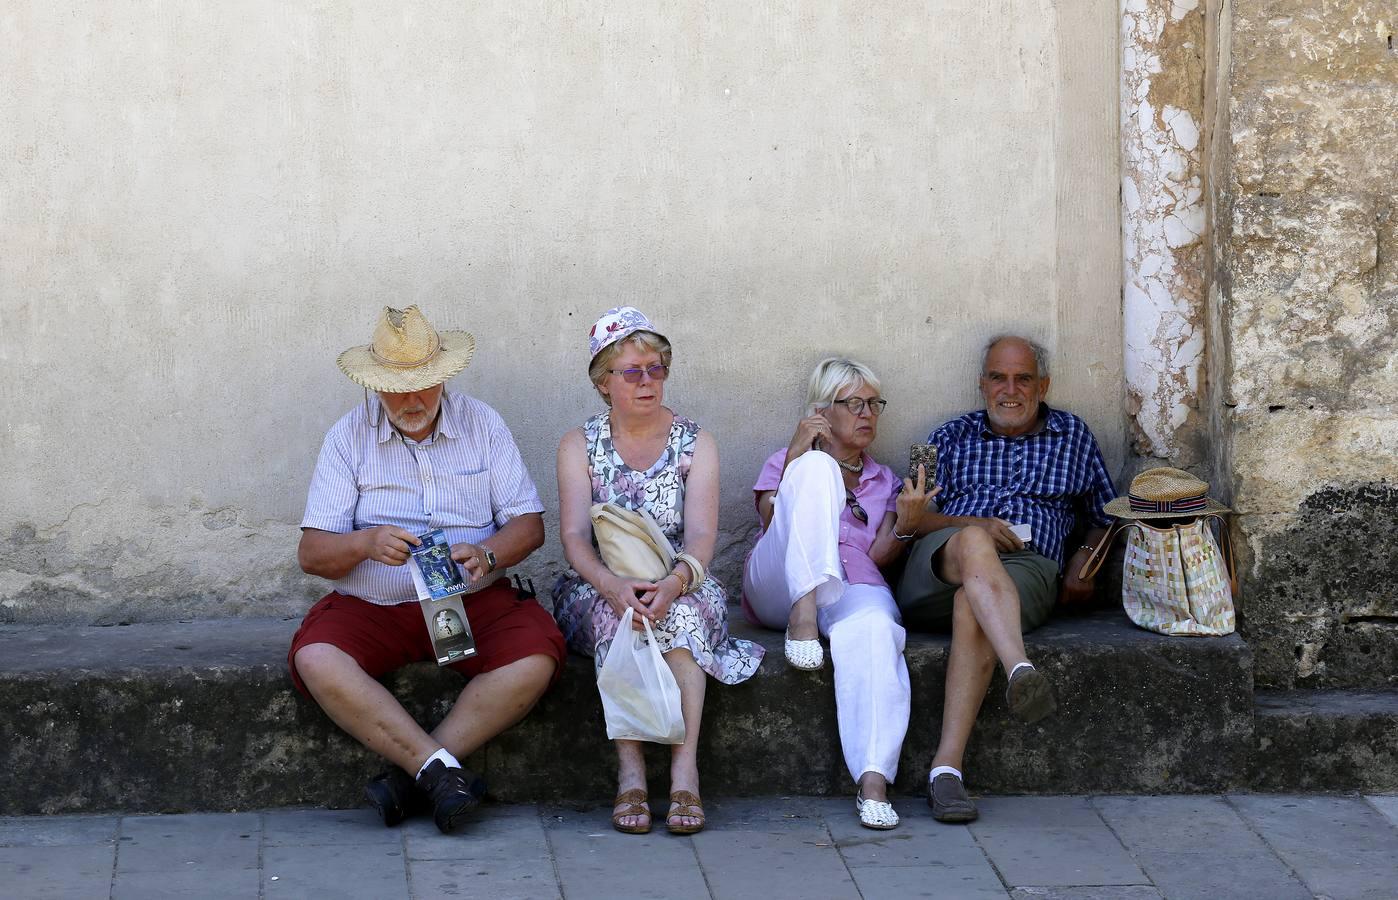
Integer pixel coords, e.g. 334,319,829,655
1103,467,1232,520
337,306,475,393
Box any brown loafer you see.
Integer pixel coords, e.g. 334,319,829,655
666,790,706,835
611,788,652,834
1006,664,1058,724
928,773,978,823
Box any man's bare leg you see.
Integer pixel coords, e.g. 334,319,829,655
931,590,997,771
297,646,555,775
429,653,556,758
665,648,707,830
294,642,440,773
930,526,1054,781
936,527,1030,672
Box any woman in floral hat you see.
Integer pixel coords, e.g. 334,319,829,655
553,307,764,836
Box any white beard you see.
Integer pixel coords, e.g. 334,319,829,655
387,403,438,436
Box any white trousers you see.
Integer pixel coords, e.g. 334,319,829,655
743,452,911,783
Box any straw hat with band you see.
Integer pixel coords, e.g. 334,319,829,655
338,306,475,393
1102,467,1231,521
1080,466,1234,586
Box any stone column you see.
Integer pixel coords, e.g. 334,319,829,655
1120,0,1208,460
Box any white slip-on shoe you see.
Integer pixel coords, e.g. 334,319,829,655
855,793,899,830
784,632,824,670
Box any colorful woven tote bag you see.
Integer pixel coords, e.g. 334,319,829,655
1080,513,1237,636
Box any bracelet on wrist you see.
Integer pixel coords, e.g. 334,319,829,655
893,528,917,542
673,553,705,594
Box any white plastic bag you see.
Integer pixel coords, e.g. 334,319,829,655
596,609,686,744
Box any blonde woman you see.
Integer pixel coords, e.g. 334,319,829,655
553,307,763,835
743,357,936,829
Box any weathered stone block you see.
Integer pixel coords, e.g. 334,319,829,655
1230,1,1397,84
1253,689,1398,791
1224,408,1398,689
1226,194,1395,409
1237,479,1398,689
922,612,1255,795
0,610,1254,814
1230,82,1398,193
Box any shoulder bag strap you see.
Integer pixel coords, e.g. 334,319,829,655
1077,520,1130,581
1202,513,1238,597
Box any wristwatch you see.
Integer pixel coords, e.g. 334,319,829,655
482,547,497,573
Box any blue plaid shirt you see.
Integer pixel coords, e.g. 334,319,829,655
929,406,1116,569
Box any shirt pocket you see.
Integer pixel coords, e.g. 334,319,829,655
437,469,494,528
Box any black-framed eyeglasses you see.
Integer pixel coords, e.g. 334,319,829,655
832,397,887,417
607,364,670,384
845,489,869,524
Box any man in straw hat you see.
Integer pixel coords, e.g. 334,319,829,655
288,306,566,834
895,334,1117,823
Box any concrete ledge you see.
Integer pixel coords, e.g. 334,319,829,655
1252,690,1398,792
1,610,1253,814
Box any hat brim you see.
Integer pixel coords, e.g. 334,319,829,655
1103,496,1232,519
337,330,475,393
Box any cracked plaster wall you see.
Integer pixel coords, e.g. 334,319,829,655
1122,0,1210,461
0,0,1124,623
1216,0,1398,687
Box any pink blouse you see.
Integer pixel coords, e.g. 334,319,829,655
751,448,901,589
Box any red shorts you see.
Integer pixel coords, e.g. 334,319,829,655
287,581,567,697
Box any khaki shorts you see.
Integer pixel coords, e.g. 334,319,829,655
895,526,1059,633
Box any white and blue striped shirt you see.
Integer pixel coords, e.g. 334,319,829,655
301,391,545,605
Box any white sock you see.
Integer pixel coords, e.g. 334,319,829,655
416,748,462,780
1009,662,1035,679
929,765,963,782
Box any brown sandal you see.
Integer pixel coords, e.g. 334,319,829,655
666,790,706,835
611,788,652,834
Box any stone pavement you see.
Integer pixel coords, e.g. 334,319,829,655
4,794,1398,899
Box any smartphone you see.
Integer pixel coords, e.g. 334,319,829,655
909,444,938,481
812,409,830,452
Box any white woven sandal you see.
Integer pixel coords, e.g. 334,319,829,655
855,794,899,830
783,632,824,670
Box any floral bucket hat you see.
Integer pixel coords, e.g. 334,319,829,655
588,306,667,360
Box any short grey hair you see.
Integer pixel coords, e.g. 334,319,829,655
805,357,881,416
982,334,1050,379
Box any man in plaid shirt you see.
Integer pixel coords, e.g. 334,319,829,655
895,335,1117,824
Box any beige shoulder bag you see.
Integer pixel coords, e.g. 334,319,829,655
591,503,676,582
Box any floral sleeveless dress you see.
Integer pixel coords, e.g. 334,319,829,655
552,411,764,684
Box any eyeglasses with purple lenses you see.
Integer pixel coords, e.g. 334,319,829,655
607,364,670,383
